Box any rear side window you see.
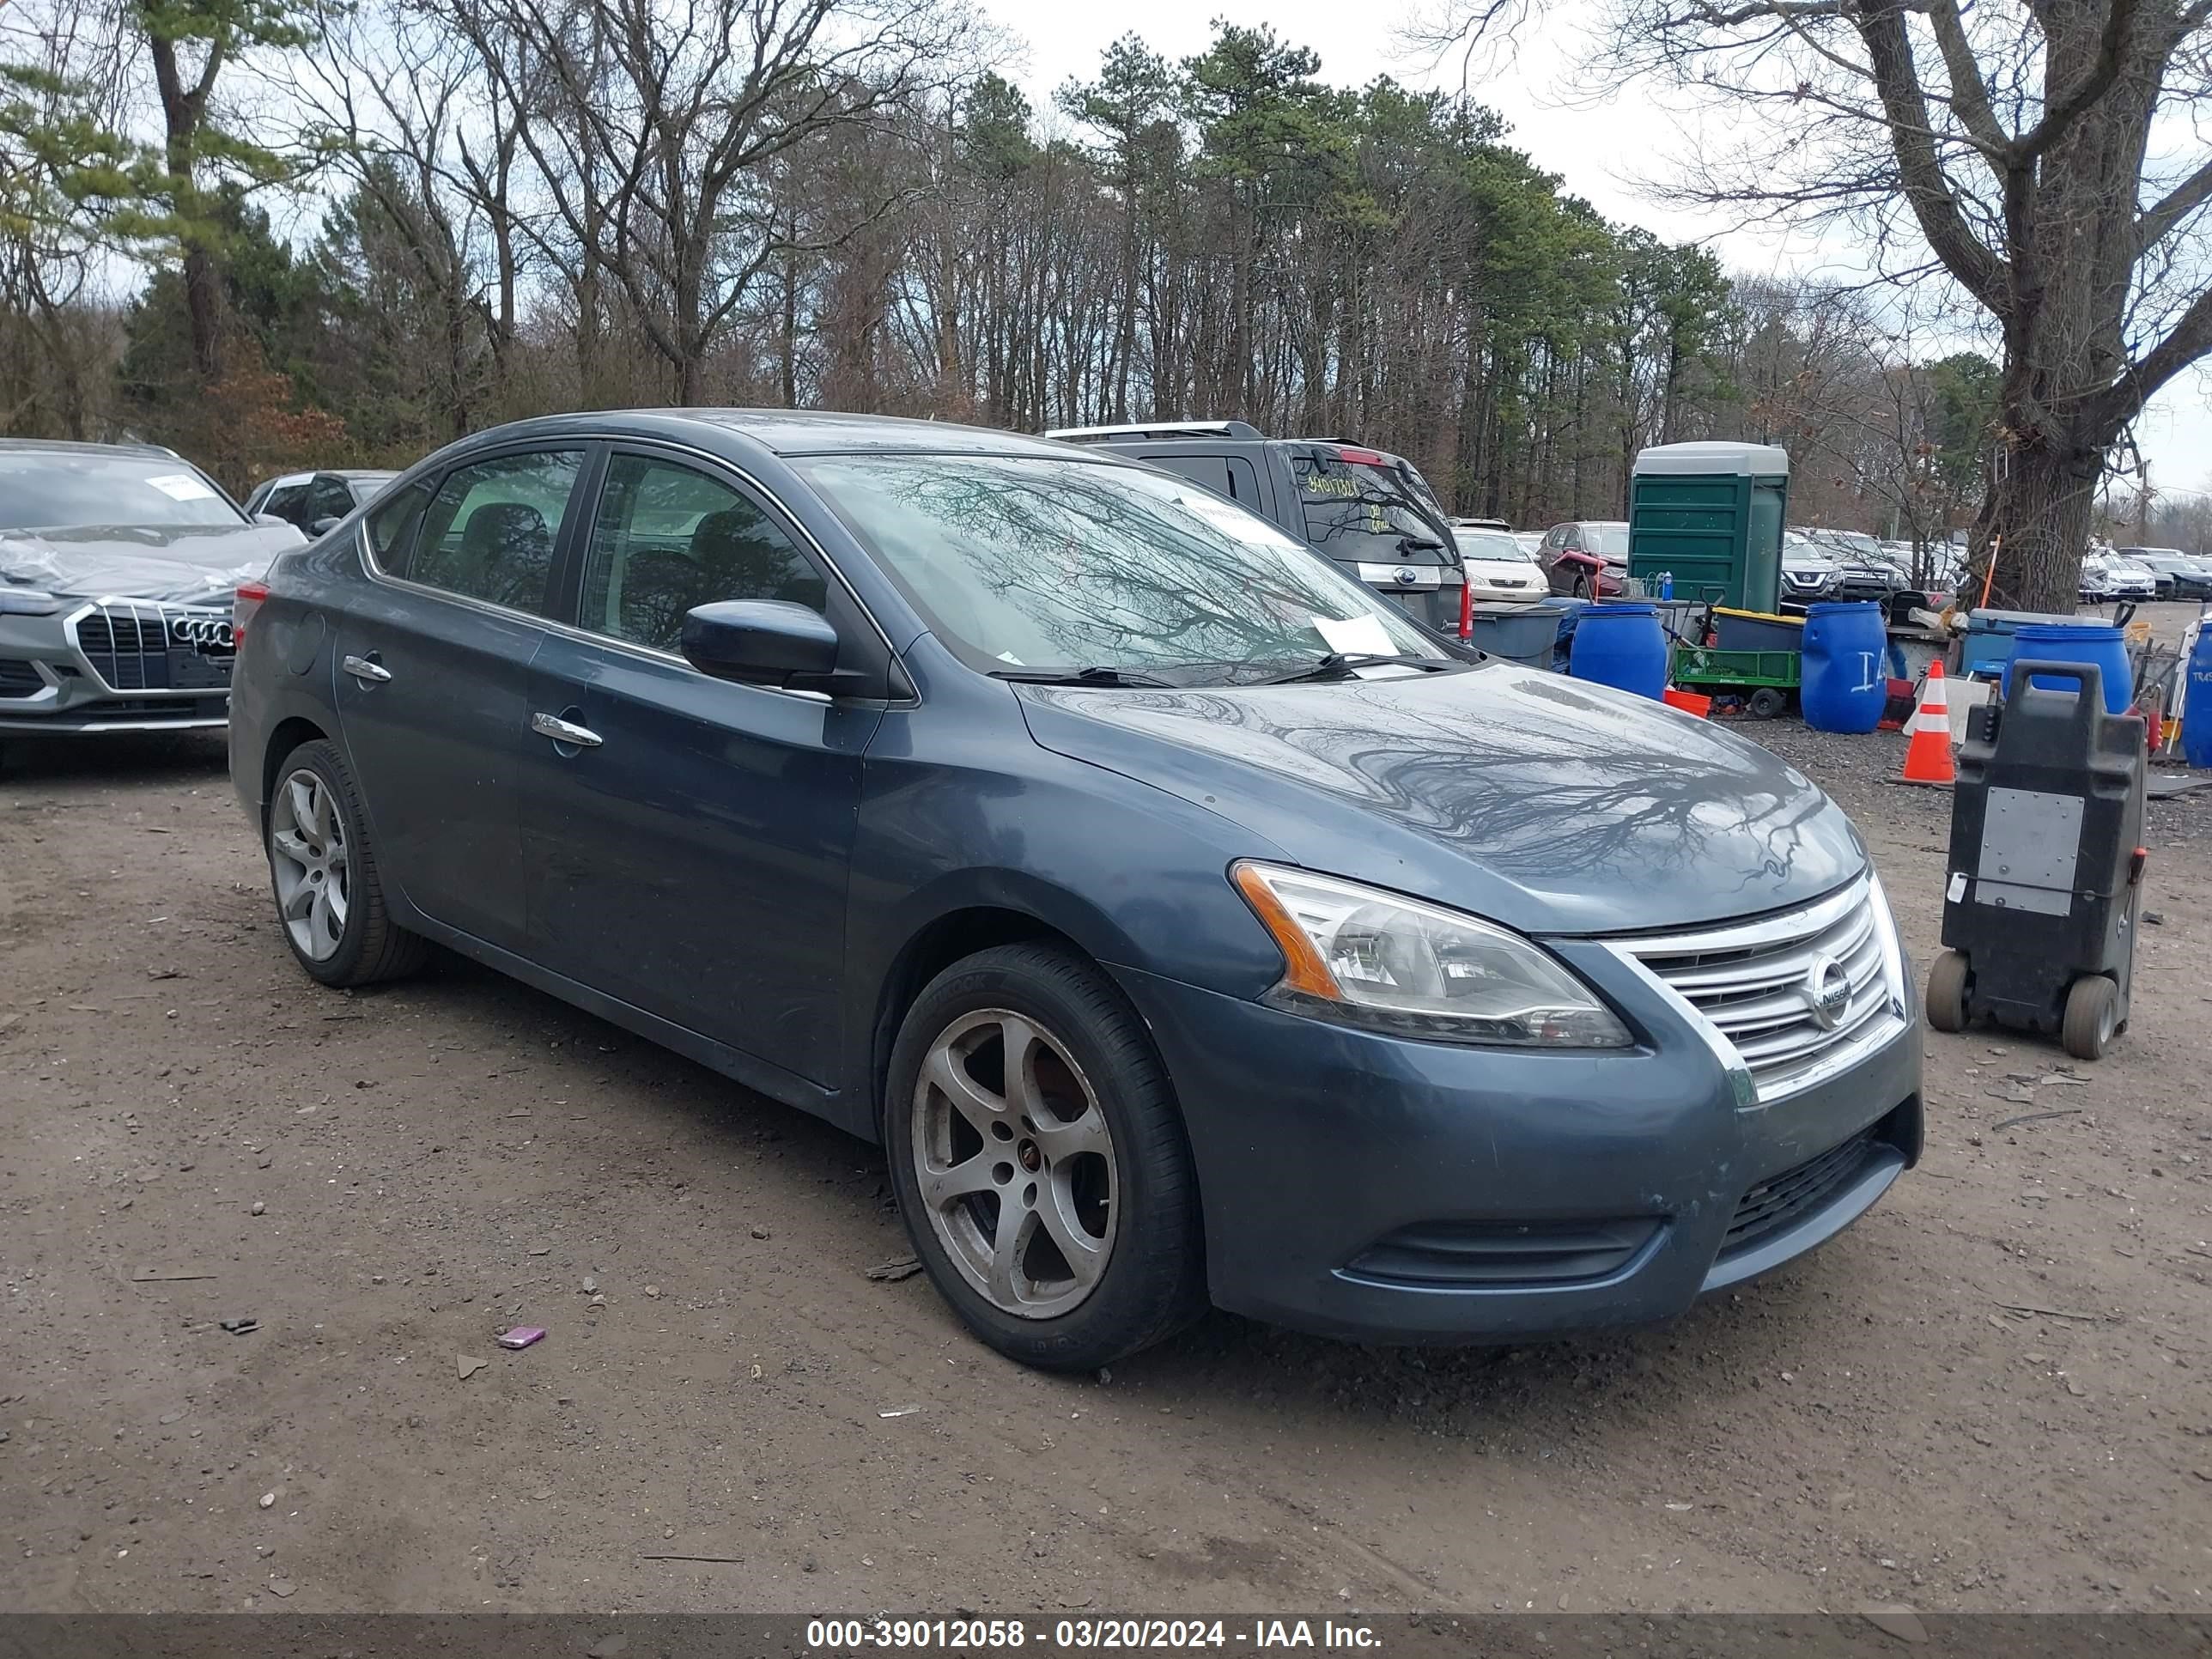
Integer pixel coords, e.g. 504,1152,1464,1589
409,451,584,617
365,477,434,575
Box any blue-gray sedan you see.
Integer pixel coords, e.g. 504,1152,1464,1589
227,410,1923,1370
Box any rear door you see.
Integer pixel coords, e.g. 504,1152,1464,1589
332,447,587,951
516,445,884,1087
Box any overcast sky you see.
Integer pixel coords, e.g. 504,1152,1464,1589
976,0,2212,509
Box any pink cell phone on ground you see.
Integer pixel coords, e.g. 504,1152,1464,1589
497,1327,545,1350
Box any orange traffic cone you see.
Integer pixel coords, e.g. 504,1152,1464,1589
1899,660,1955,786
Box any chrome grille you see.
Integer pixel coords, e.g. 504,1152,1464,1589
1614,877,1901,1103
66,599,233,695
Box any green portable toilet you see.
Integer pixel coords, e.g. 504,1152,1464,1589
1627,441,1791,612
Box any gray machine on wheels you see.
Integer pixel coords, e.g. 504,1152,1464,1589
1925,659,2148,1060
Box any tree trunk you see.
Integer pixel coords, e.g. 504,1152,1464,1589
1969,433,2101,613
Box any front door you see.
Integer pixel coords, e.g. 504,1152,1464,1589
333,448,586,951
517,447,882,1089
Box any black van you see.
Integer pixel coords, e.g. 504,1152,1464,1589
1042,422,1468,634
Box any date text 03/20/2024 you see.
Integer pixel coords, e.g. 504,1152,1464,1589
805,1619,1382,1650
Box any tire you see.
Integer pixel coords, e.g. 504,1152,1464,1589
264,738,429,988
883,942,1206,1370
2061,975,2118,1061
1746,686,1789,719
1924,949,1971,1033
1571,572,1593,600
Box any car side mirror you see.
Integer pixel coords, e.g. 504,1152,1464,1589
253,514,292,529
681,600,847,692
310,516,343,535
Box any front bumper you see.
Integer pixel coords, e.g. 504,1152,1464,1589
0,601,233,735
1111,938,1922,1344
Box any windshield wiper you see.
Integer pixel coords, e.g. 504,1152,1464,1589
1396,533,1446,553
989,665,1175,689
1249,653,1454,686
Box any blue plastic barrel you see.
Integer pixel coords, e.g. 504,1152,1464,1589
1799,602,1888,733
2002,623,2130,714
1568,603,1668,699
2184,629,2212,769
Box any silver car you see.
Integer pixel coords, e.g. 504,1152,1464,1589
0,441,301,742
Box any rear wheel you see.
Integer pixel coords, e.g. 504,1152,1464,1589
2062,975,2118,1061
884,942,1206,1370
1924,950,1971,1033
265,739,428,987
1747,686,1789,720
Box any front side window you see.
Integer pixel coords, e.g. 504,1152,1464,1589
0,451,246,531
306,476,356,525
800,453,1442,682
579,455,826,653
409,451,582,616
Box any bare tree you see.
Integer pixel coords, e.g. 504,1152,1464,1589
1413,0,2212,611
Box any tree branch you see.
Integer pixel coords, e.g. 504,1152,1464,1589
2089,284,2212,436
2138,153,2212,251
1925,0,2009,156
1853,2,2008,312
2013,0,2136,161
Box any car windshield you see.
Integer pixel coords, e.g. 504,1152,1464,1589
0,451,244,531
1818,532,1887,562
1583,524,1632,557
800,453,1446,681
1456,531,1531,562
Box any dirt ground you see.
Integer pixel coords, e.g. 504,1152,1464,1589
3,657,2210,1617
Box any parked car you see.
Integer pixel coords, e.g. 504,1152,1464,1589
0,439,301,743
1778,532,1839,610
1449,521,1547,605
1040,421,1467,635
2117,548,2212,600
228,410,1922,1370
1537,520,1631,598
245,469,400,537
1513,530,1545,559
1803,530,1908,608
2081,551,2156,604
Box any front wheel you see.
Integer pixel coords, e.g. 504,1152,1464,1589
1571,572,1593,600
884,942,1206,1370
265,739,428,987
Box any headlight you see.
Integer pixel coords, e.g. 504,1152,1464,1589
0,589,60,616
1231,861,1632,1048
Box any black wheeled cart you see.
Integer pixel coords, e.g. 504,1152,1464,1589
1924,659,2148,1060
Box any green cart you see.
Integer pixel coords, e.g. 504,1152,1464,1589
1669,644,1800,719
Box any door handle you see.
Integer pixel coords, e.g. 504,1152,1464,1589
531,711,603,749
343,653,392,684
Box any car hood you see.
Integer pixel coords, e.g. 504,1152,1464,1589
0,522,302,605
1017,663,1866,936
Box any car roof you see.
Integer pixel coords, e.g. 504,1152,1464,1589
459,408,1104,463
334,468,398,481
0,437,184,459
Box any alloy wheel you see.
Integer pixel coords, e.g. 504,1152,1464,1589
269,768,350,962
911,1008,1118,1318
